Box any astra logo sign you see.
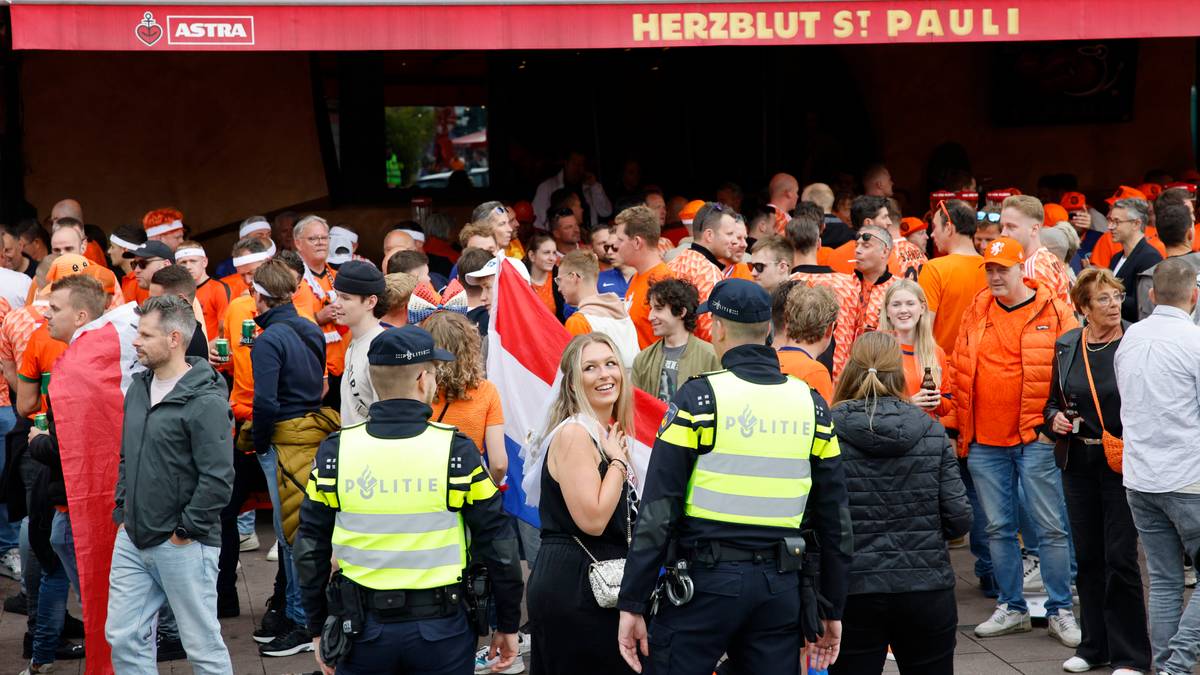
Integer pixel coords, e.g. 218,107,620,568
136,12,255,47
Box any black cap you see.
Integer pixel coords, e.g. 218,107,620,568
122,240,176,263
367,326,456,366
697,278,772,323
333,260,386,296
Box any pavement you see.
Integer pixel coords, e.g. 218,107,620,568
0,520,1192,674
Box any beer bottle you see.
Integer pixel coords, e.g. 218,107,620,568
921,366,936,391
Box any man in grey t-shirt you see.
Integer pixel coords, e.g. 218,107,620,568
333,261,389,426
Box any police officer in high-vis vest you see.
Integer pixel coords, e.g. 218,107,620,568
616,278,853,675
294,325,524,674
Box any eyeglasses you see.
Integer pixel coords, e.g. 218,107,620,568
1107,218,1140,227
132,258,161,270
977,211,1001,223
1092,292,1126,307
554,271,580,285
302,235,330,244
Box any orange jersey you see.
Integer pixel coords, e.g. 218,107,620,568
84,240,108,269
225,295,320,421
789,267,861,380
856,272,900,338
918,253,988,356
777,347,833,403
195,277,231,341
827,240,857,275
120,271,149,306
893,238,928,281
625,262,672,350
770,204,790,235
221,272,249,299
18,325,66,418
0,304,45,371
724,262,754,281
0,299,13,408
667,247,724,341
1088,232,1119,269
816,247,840,268
1023,247,1072,305
530,278,557,316
304,265,347,377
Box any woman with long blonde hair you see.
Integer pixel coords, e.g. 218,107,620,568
878,279,948,416
524,332,638,675
830,332,970,675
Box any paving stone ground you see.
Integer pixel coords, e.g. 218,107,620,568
0,519,1192,674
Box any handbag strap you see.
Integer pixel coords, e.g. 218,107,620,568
1080,329,1109,434
572,536,601,564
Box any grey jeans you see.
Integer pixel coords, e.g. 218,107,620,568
1125,489,1200,675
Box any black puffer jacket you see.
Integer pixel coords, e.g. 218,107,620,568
832,397,971,595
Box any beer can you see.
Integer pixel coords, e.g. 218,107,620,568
33,413,47,431
215,338,229,361
241,319,256,345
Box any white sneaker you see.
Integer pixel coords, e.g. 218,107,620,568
239,532,260,552
1062,655,1107,672
974,604,1032,637
1110,669,1143,675
474,645,525,674
518,630,532,655
266,541,278,562
1023,554,1044,592
1185,563,1197,588
0,548,21,580
1048,609,1082,648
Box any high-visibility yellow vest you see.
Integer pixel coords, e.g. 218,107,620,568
333,423,467,590
684,370,816,529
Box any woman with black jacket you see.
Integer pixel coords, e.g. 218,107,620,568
1044,267,1149,675
829,332,971,675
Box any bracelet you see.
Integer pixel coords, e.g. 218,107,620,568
609,458,629,476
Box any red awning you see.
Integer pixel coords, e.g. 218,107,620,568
10,0,1200,51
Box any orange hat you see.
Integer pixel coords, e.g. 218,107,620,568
900,217,927,236
1105,185,1146,207
1060,192,1088,212
979,237,1025,268
1043,204,1069,228
512,200,535,224
143,207,184,237
46,254,91,283
1136,183,1164,201
678,199,705,226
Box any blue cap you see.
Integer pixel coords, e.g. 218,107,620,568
367,326,456,366
697,278,772,323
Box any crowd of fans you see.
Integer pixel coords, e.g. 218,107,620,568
0,153,1198,675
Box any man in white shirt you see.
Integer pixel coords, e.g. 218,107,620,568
332,261,388,425
1115,256,1200,675
531,150,612,230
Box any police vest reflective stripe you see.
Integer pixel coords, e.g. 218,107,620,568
684,370,815,529
333,423,467,590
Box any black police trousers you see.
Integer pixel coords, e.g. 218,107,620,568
337,609,475,675
646,560,801,675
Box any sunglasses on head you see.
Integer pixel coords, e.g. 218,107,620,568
977,211,1001,223
857,232,882,244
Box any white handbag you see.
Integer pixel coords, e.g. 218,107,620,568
573,465,633,609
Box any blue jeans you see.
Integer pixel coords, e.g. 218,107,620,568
49,511,78,595
0,406,19,551
967,441,1073,614
105,528,231,674
237,510,255,536
1125,489,1200,675
32,556,68,666
1018,482,1078,581
257,447,304,625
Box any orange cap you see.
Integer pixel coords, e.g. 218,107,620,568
900,217,927,236
1105,185,1147,207
1060,192,1088,212
1043,204,1069,228
46,254,92,283
678,199,705,225
979,237,1025,268
1136,183,1164,201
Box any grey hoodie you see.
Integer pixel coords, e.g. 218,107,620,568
1136,252,1200,322
113,357,234,549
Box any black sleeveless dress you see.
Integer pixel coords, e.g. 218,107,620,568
526,448,637,675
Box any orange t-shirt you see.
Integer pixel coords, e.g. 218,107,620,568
901,342,949,417
816,247,840,268
433,380,505,454
625,262,672,349
225,295,320,421
724,262,754,281
120,271,149,307
789,268,860,381
306,265,347,377
84,240,108,269
221,272,249,299
195,277,231,341
564,313,591,336
918,253,988,356
827,240,857,274
777,347,833,403
1088,232,1119,269
973,299,1039,446
530,277,557,316
18,326,66,418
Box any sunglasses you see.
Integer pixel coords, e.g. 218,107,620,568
976,211,1001,224
749,261,785,274
132,258,161,270
601,243,619,252
938,200,952,227
857,232,882,244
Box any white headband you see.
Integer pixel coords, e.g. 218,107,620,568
402,229,426,243
144,219,183,237
329,226,358,244
239,221,271,238
110,235,141,251
174,247,205,260
251,281,274,298
232,241,276,267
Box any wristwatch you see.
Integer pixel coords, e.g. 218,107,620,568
173,526,190,540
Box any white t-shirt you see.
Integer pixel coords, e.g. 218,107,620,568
340,323,386,425
150,365,190,407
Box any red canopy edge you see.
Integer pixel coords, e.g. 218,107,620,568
10,1,1200,51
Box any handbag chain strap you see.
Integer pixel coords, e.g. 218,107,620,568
573,454,634,560
1080,328,1110,434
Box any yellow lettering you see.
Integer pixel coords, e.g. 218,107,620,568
886,10,912,37
730,12,753,39
755,12,774,40
683,12,708,40
916,9,943,37
661,13,682,40
982,8,999,35
949,9,972,36
856,10,871,37
832,10,854,38
798,11,819,38
772,12,798,39
633,13,659,41
1007,7,1020,35
710,12,729,39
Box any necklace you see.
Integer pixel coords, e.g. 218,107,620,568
1084,327,1120,352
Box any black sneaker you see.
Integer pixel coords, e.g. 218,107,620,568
259,624,314,657
62,613,84,639
5,591,28,615
253,603,288,644
22,633,85,660
156,634,186,662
